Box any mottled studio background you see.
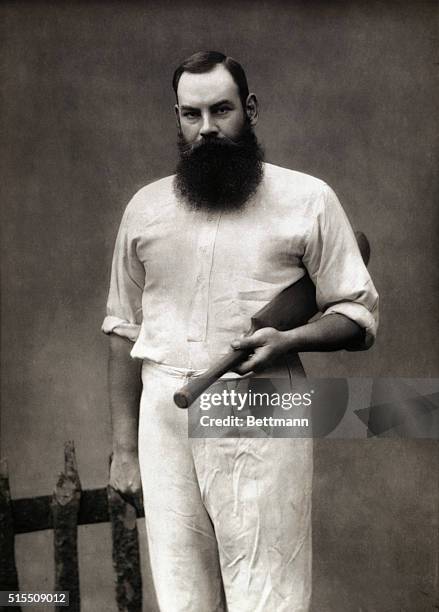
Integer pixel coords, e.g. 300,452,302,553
1,1,438,610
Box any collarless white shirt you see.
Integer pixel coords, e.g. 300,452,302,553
102,162,379,370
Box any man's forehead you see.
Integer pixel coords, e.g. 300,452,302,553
177,64,241,107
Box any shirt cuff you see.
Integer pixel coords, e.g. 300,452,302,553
321,301,378,350
101,315,141,343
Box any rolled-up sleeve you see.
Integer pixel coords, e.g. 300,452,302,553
302,184,379,349
102,206,145,342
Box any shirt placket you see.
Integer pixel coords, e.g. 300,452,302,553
187,213,221,344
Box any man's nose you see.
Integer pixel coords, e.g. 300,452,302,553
199,113,219,137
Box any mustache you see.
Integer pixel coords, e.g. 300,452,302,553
177,134,243,155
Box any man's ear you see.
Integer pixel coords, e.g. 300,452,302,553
174,104,181,128
245,93,259,126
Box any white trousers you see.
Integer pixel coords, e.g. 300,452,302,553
138,360,313,612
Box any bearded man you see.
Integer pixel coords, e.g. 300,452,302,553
102,51,379,612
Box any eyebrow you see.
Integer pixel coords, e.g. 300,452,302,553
180,99,235,112
180,105,200,112
210,99,234,110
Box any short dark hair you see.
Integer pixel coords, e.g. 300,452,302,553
172,51,250,108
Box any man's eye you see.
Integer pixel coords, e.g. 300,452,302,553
215,107,230,115
182,112,199,119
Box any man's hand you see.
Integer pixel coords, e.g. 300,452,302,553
231,327,290,375
109,449,142,498
231,314,365,376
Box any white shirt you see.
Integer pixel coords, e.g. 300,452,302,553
102,163,379,370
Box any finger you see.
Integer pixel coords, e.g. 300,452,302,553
112,483,142,500
109,474,140,494
109,478,127,495
108,474,120,491
118,490,138,506
243,346,277,372
231,335,263,351
233,361,254,375
236,355,264,374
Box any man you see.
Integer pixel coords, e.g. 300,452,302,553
102,51,378,611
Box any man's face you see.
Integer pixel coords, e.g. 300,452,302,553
174,63,263,213
175,64,246,144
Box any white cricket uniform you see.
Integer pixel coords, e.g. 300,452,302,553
103,163,379,611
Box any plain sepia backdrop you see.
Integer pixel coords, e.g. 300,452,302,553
1,1,438,610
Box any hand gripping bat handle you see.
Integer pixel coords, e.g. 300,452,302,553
174,308,276,408
173,348,250,408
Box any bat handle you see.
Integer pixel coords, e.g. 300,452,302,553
173,348,249,408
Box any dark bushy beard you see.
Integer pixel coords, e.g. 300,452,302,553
174,124,264,213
